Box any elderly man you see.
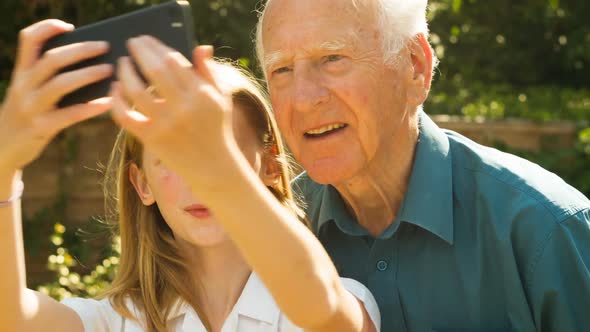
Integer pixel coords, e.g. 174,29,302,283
255,0,590,331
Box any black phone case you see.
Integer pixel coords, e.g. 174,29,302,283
42,0,195,108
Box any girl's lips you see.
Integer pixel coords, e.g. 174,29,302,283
184,204,212,219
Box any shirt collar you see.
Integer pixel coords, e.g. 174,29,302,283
167,272,280,326
316,185,369,236
233,272,281,324
316,111,454,244
397,111,454,244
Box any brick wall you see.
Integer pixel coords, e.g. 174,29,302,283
430,115,577,152
23,117,119,286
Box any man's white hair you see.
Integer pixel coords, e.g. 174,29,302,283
255,0,431,76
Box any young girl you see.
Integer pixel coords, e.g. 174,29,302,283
0,20,380,332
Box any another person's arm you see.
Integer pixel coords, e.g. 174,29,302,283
111,37,378,332
204,159,379,332
0,20,112,332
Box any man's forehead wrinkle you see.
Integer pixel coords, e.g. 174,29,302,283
266,29,360,58
264,0,369,26
319,40,347,52
321,30,363,51
261,0,372,70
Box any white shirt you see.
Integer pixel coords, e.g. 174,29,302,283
62,273,381,332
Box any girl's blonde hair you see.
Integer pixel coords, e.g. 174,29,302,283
99,60,304,332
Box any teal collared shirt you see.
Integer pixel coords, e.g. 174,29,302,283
293,112,590,331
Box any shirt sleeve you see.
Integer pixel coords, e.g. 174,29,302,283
340,277,381,332
526,209,590,331
278,277,381,332
61,297,123,332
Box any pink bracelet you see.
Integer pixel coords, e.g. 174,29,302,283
0,180,24,207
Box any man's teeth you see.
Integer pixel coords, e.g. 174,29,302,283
306,124,346,135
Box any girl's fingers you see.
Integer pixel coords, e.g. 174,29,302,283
14,19,74,74
137,37,230,114
41,97,112,133
192,45,219,89
32,64,113,113
126,36,183,100
141,36,195,87
109,82,149,136
191,46,232,112
27,41,110,90
116,57,159,117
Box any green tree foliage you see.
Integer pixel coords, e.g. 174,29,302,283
0,0,260,88
429,0,589,88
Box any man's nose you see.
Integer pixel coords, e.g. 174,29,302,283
292,64,330,113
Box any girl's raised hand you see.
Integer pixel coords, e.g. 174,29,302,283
110,36,239,193
0,19,113,173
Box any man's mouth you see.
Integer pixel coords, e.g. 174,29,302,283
304,123,348,138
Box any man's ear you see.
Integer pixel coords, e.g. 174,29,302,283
129,163,156,206
261,144,281,187
406,32,434,106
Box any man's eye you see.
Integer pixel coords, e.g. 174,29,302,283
325,54,344,62
273,66,291,75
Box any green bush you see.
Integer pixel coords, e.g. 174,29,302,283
37,223,119,301
427,83,590,122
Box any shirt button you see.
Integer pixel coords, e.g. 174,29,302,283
376,260,388,271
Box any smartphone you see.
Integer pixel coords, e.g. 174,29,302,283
42,0,195,108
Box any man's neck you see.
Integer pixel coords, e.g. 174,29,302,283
334,113,419,237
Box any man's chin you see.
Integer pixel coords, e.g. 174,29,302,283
304,161,358,186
